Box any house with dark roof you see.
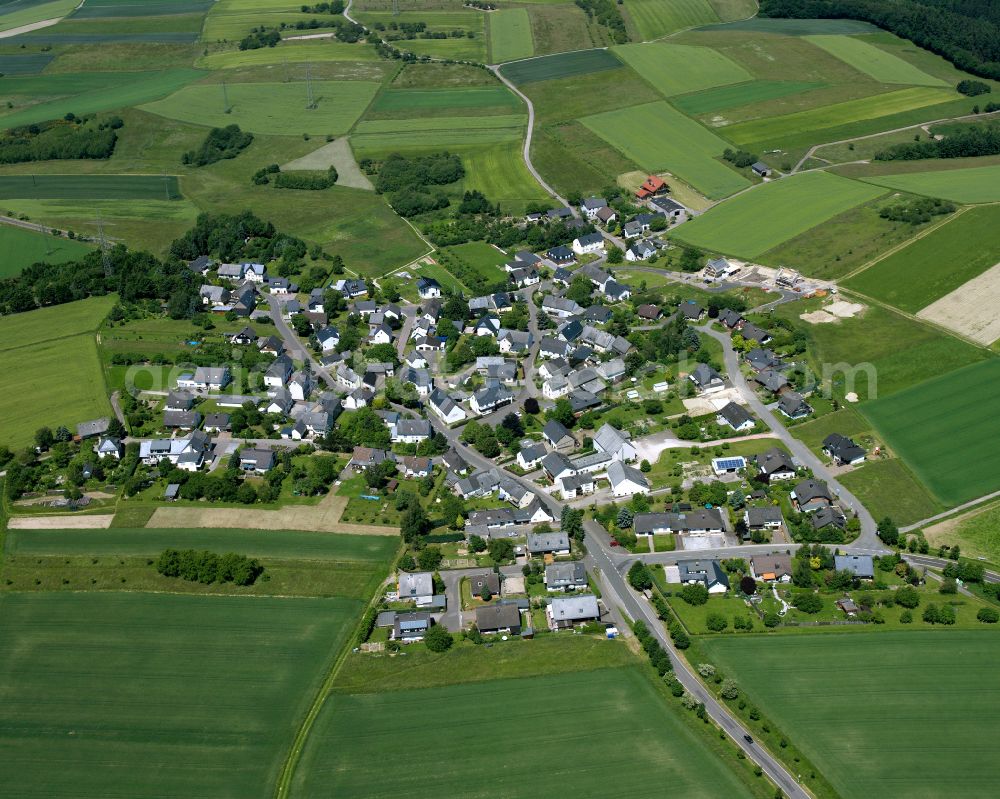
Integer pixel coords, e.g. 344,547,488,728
580,196,608,218
476,603,521,635
823,433,866,466
688,363,724,393
754,447,796,482
716,402,755,432
678,300,704,321
744,506,783,531
751,554,792,582
791,479,833,513
777,391,812,420
677,559,729,593
755,369,789,394
542,420,574,451
740,323,772,345
718,307,744,328
813,506,848,533
547,594,600,630
392,611,432,642
636,304,661,321
527,531,570,556
545,561,588,592
546,244,575,264
834,554,874,579
633,509,724,536
517,441,548,470
751,161,772,177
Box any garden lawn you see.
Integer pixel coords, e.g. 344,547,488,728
500,48,622,84
672,80,825,115
837,458,942,526
861,359,1000,506
845,206,1000,312
581,100,750,199
489,7,533,63
672,171,884,257
0,592,358,799
292,666,756,799
804,35,946,86
0,225,92,278
0,174,181,201
702,632,1000,799
859,164,1000,204
612,42,751,98
140,80,380,136
721,86,957,148
623,0,717,40
444,241,509,281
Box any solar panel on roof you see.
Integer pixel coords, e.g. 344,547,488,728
715,457,746,470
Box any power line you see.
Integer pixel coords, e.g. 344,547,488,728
96,213,113,278
221,79,231,114
305,62,316,110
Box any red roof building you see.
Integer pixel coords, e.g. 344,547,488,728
636,175,667,199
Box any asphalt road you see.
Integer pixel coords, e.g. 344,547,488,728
266,296,338,390
584,520,811,799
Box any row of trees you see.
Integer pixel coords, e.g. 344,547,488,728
156,548,264,586
0,115,120,164
760,0,1000,81
875,124,1000,161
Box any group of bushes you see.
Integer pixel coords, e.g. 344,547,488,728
879,196,955,225
0,115,121,164
183,124,253,168
155,548,264,586
875,124,1000,161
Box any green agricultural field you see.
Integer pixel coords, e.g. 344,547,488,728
862,359,1000,506
928,501,1000,564
804,35,946,86
0,294,114,351
201,0,305,41
623,0,717,40
721,86,957,148
0,68,204,129
293,667,757,799
460,141,549,210
4,527,398,561
0,0,78,32
672,171,885,257
612,42,751,97
859,164,1000,204
199,41,379,68
703,17,880,35
70,0,214,17
489,7,533,63
790,406,871,452
702,632,1000,799
581,100,750,198
140,79,380,136
0,52,54,74
351,126,522,155
443,240,508,281
0,225,92,278
845,206,1000,312
837,458,942,526
500,47,622,84
0,175,181,201
368,86,521,118
672,79,825,115
354,114,525,134
0,592,359,799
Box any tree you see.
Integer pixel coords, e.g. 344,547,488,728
939,577,958,594
524,397,539,415
794,592,823,614
363,460,397,490
469,535,487,553
487,538,514,564
977,607,999,623
606,245,623,264
679,582,709,606
424,624,453,652
720,678,740,699
34,427,53,451
877,516,899,546
561,506,584,541
417,545,443,571
763,612,780,628
895,585,920,608
706,613,728,632
640,459,651,473
401,504,431,543
739,575,757,596
616,507,634,529
628,561,653,591
548,398,575,428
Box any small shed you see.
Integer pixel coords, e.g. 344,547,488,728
164,483,180,501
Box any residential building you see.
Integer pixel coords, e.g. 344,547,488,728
688,363,725,393
754,447,797,482
607,461,649,497
547,594,600,630
791,479,833,513
526,531,570,556
545,561,588,592
572,232,605,255
823,433,866,466
398,571,435,606
430,389,467,425
835,554,874,580
476,603,521,635
677,559,729,593
592,423,637,462
716,402,755,432
750,555,792,583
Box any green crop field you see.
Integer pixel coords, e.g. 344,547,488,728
500,48,622,84
140,79,380,136
0,175,181,201
199,41,379,68
804,35,946,86
859,164,1000,204
4,527,398,561
702,632,1000,799
0,68,204,129
672,79,825,115
0,0,78,32
489,7,533,63
845,206,1000,312
461,142,548,210
71,0,214,17
721,86,957,147
0,592,358,799
623,0,718,40
201,0,306,41
369,86,521,116
837,458,942,526
932,501,1000,564
351,126,522,155
672,171,885,257
581,100,750,198
612,42,751,97
0,225,92,277
292,667,756,798
703,17,880,35
0,294,114,352
0,53,54,74
862,359,1000,506
354,114,525,135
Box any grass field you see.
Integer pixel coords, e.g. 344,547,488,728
672,171,885,257
293,666,757,798
199,41,378,68
612,42,751,97
804,35,946,86
369,86,521,117
581,100,750,198
0,52,54,74
500,47,622,84
623,0,717,40
721,86,958,148
837,458,942,526
702,17,880,35
444,240,508,281
140,79,380,136
351,126,523,154
845,206,1000,312
354,114,525,134
489,7,533,63
0,295,114,450
926,501,1000,563
70,0,214,17
460,141,549,210
0,174,181,201
0,225,92,277
0,0,78,32
0,592,358,799
0,68,204,129
774,298,989,400
201,0,309,41
702,632,1000,799
672,79,826,115
859,164,1000,204
862,358,1000,506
